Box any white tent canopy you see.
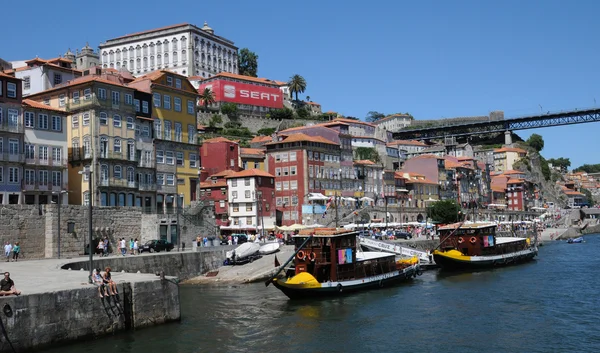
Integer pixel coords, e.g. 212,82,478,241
308,193,329,201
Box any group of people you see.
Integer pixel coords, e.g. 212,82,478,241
117,238,140,256
92,267,118,298
3,241,21,262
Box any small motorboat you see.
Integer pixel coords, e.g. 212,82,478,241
259,242,280,255
567,237,583,244
226,242,260,261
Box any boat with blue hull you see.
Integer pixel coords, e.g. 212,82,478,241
267,228,420,299
432,223,538,271
567,237,583,244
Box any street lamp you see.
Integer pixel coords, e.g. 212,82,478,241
52,190,69,259
177,193,183,251
382,171,388,229
78,168,93,284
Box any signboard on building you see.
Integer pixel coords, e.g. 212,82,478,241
198,79,284,109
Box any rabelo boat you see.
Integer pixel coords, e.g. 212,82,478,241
268,228,421,299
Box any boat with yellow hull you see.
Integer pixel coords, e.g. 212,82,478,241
433,223,538,271
268,228,421,299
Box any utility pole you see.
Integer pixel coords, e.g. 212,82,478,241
335,193,339,229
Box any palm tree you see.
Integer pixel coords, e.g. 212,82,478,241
288,74,307,101
306,95,310,102
199,88,216,112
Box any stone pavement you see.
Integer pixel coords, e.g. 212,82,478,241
0,254,162,296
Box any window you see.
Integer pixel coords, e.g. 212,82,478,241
232,179,237,187
174,97,181,112
83,138,91,157
188,125,195,144
7,83,16,98
275,182,281,191
73,91,80,103
283,167,289,176
174,123,182,142
187,100,194,114
189,153,197,168
114,165,122,179
166,174,175,185
219,200,225,208
291,166,297,175
39,170,48,185
59,94,66,106
111,91,120,105
24,112,34,128
166,76,173,86
84,88,91,101
82,113,90,126
52,147,62,163
143,126,150,136
113,114,121,127
176,152,184,166
157,173,164,185
289,151,296,161
232,190,238,199
134,99,140,112
246,203,252,211
23,76,31,90
98,88,106,100
275,168,281,177
245,190,251,199
51,116,62,131
114,138,121,153
83,192,90,206
25,144,35,159
25,170,35,185
99,112,108,125
154,119,162,139
53,73,62,85
8,167,19,184
52,171,62,187
165,151,174,164
72,139,79,159
175,78,182,89
126,117,134,129
163,95,171,109
142,101,149,114
281,153,288,162
125,94,133,105
283,181,289,190
291,180,298,190
38,114,49,130
164,121,171,140
233,203,239,213
153,93,161,107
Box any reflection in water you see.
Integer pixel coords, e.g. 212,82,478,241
42,237,600,353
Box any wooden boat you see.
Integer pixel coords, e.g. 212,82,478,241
259,242,281,255
432,222,538,270
567,237,583,244
267,228,421,299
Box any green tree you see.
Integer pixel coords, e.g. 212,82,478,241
547,157,571,173
581,188,593,205
365,111,385,122
288,74,307,101
540,156,551,181
526,133,545,152
574,164,600,173
296,106,310,119
354,147,381,165
238,48,258,77
428,199,461,224
220,102,238,120
257,127,276,136
198,88,215,112
270,108,294,120
208,114,222,128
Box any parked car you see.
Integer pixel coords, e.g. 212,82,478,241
140,239,174,253
219,234,249,245
394,231,413,240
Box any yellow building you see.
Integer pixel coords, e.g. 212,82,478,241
493,147,527,172
129,71,199,209
240,148,266,171
28,71,156,208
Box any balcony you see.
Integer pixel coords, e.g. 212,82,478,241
0,122,24,134
135,135,153,145
22,182,69,192
138,158,155,169
25,157,68,167
157,184,177,194
139,183,157,191
98,151,138,162
0,153,25,163
69,150,92,162
99,178,138,189
66,96,100,111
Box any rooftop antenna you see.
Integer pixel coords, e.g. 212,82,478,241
538,104,543,114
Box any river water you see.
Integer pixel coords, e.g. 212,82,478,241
45,235,600,353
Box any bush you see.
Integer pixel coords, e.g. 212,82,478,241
257,128,276,136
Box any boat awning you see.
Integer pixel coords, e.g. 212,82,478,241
308,193,329,201
360,197,374,202
220,225,257,230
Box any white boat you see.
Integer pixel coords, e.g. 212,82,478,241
226,242,260,260
259,242,280,255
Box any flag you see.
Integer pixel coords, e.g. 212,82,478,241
274,254,281,268
326,197,333,210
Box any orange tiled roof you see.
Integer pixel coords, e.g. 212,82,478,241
200,180,227,188
265,133,338,146
27,75,130,98
225,169,274,179
332,117,376,127
386,140,428,147
202,137,237,144
250,135,273,144
353,160,376,165
306,101,321,106
494,147,527,154
210,170,236,178
0,72,17,79
22,99,65,113
491,185,506,192
457,156,473,161
507,178,524,184
502,170,523,175
240,148,265,157
201,72,282,86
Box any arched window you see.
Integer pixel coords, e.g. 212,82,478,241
164,53,169,65
173,52,178,64
172,38,178,50
116,49,121,61
114,165,122,179
100,164,109,182
118,193,126,207
127,167,135,183
136,45,141,57
114,138,121,153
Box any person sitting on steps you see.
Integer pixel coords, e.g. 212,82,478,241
93,268,108,298
0,272,21,296
102,267,118,296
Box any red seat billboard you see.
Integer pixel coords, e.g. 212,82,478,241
198,79,284,109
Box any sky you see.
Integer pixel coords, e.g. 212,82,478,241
2,0,599,168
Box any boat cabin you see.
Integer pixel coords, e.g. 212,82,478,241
293,228,396,283
438,223,529,256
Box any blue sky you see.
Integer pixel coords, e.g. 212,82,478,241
3,0,599,168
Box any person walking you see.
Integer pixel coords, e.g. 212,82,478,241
133,238,139,255
120,238,126,256
103,238,109,257
129,238,134,255
4,242,12,262
12,242,20,262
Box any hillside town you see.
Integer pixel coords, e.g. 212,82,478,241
1,22,599,241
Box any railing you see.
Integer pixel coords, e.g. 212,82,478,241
22,182,68,192
99,178,138,188
0,123,24,134
24,157,68,167
66,96,100,110
157,184,177,193
69,151,92,162
138,183,157,191
138,159,155,168
98,151,137,161
135,135,153,144
0,153,25,163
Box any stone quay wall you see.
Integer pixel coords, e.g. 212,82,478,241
0,279,179,353
198,112,322,134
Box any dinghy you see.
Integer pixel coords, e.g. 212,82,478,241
259,242,280,255
226,242,260,260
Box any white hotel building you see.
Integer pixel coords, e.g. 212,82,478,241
98,22,238,79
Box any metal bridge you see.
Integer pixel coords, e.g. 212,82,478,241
393,108,600,140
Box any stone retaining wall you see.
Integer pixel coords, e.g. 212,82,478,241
0,279,179,353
